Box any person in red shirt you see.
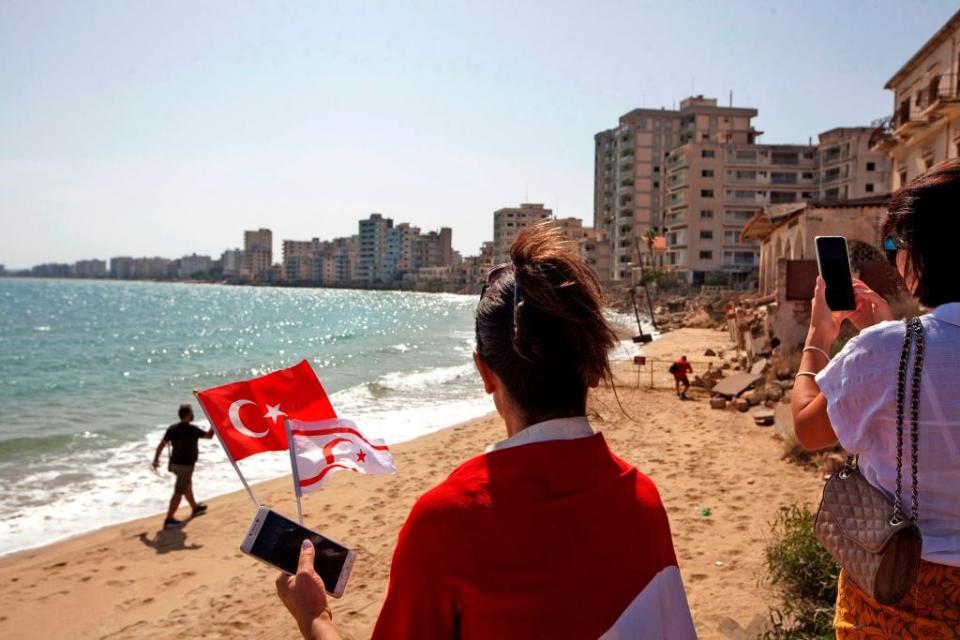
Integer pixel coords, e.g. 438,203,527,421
670,355,693,399
275,222,696,640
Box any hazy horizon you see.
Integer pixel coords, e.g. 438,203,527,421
1,0,956,269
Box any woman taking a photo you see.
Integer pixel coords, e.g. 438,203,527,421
276,223,696,639
793,159,960,637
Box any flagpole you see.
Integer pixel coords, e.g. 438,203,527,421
284,417,304,525
193,391,259,508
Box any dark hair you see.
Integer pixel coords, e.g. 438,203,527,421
883,158,960,307
178,404,193,420
475,222,618,423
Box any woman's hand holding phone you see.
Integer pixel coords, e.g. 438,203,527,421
808,276,893,348
276,540,341,640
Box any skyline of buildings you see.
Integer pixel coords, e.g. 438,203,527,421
8,9,960,294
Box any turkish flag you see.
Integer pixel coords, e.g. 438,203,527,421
195,360,336,461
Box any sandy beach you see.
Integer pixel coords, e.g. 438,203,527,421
0,327,822,639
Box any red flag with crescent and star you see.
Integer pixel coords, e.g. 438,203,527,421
287,418,396,494
195,360,336,461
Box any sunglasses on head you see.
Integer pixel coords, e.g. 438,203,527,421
882,236,907,266
479,262,511,299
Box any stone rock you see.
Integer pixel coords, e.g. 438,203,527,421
709,397,727,410
747,389,764,406
765,384,784,401
704,348,717,357
775,364,794,380
749,358,769,376
734,398,750,412
752,409,775,426
721,362,731,370
781,390,792,403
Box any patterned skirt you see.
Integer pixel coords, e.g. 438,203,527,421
835,560,960,638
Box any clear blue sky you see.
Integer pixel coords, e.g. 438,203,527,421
1,0,956,268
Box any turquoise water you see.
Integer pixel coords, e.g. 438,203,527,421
0,279,494,554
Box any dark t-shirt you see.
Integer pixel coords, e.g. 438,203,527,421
164,422,206,465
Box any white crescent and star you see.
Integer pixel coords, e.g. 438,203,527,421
227,399,286,438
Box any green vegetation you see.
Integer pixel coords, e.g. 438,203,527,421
761,504,839,639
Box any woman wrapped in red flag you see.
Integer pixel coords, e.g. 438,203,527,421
276,222,696,639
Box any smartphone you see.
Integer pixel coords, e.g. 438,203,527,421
240,507,355,598
815,236,856,311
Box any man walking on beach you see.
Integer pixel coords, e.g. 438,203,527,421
152,404,215,529
670,355,693,400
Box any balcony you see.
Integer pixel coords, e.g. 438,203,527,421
667,152,689,170
726,150,761,165
821,170,843,185
770,172,799,185
922,72,960,117
725,191,765,205
893,99,925,135
727,170,760,184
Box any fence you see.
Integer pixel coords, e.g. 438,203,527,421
626,357,716,390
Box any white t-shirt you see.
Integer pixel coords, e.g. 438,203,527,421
816,303,960,567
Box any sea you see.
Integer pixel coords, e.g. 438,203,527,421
0,278,648,556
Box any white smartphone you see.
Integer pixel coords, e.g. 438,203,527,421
240,506,355,598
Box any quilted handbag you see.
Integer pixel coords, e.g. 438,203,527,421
814,317,924,605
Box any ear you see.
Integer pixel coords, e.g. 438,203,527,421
473,351,499,395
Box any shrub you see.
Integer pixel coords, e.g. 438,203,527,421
761,504,839,639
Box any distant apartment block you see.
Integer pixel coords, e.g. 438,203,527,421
110,256,135,279
594,96,759,282
31,263,70,277
243,228,273,282
455,241,494,293
179,254,213,278
221,249,243,278
579,229,612,283
71,259,107,278
872,9,960,189
357,214,393,284
817,128,890,201
493,203,552,263
665,139,817,283
597,95,895,285
414,227,453,270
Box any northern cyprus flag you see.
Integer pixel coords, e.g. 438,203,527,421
285,418,396,494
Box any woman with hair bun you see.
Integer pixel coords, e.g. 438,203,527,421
276,222,696,640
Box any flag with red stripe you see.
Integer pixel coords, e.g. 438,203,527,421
286,418,396,494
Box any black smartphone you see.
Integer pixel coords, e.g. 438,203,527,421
240,507,355,598
814,236,856,311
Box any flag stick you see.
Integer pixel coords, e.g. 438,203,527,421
284,417,304,525
193,391,259,508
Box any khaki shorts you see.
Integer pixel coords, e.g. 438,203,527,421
168,463,195,493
